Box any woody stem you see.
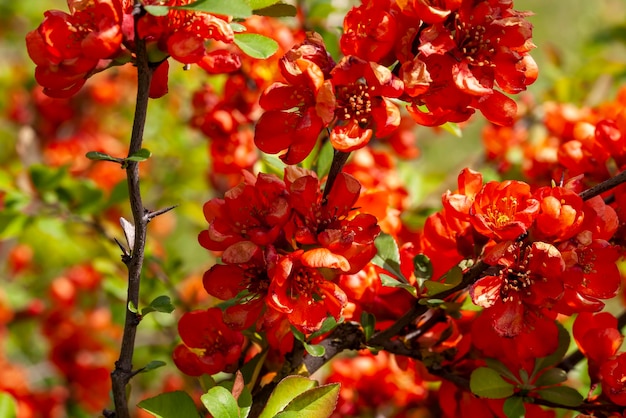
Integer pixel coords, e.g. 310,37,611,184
322,150,350,202
107,3,153,418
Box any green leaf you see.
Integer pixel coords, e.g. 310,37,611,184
128,301,138,314
253,2,297,17
0,212,30,240
380,274,417,297
422,280,455,297
126,148,152,162
485,358,520,384
371,233,409,283
503,396,525,418
174,0,252,18
443,266,463,285
140,360,167,373
248,0,280,8
470,367,515,399
143,5,170,16
303,342,325,357
536,386,583,407
234,33,279,59
534,368,568,387
413,254,433,281
218,380,253,418
441,121,462,137
360,311,375,341
309,315,339,340
290,325,306,343
0,392,17,418
533,321,570,375
86,151,122,163
278,384,339,418
230,22,247,32
240,349,268,390
201,386,239,418
138,391,200,418
141,295,175,316
258,376,317,418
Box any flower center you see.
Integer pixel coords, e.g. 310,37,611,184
455,18,497,67
500,246,534,302
335,84,373,128
485,196,519,228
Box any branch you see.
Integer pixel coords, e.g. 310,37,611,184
108,4,155,418
321,150,350,202
580,170,626,201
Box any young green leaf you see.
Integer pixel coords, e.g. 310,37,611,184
536,386,583,407
303,342,325,357
470,367,515,399
534,368,568,388
201,386,240,418
258,376,317,418
277,384,340,418
290,325,306,343
248,0,280,9
128,301,138,314
371,233,409,283
143,5,171,16
174,0,252,18
138,391,200,418
380,274,418,297
140,360,167,373
126,148,152,162
253,3,297,17
413,254,433,280
234,33,279,59
141,295,175,316
309,315,339,340
485,358,520,384
503,396,525,418
533,321,570,374
86,151,122,163
360,311,376,341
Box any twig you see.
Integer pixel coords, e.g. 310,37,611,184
108,3,154,418
321,150,351,203
580,170,626,201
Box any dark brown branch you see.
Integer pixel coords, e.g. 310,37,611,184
580,170,626,201
322,150,351,202
108,4,154,418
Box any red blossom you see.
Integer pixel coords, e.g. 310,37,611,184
173,308,244,376
267,249,348,333
470,179,539,241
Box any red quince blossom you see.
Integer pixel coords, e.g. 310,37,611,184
340,1,398,64
173,308,244,376
555,236,621,315
573,312,623,384
286,168,381,273
531,185,584,242
267,249,349,333
471,241,565,337
601,353,626,406
255,33,335,164
328,56,404,151
26,0,130,97
198,171,291,251
470,179,540,241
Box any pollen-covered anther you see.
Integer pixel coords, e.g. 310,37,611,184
336,84,373,126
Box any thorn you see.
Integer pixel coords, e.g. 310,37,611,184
144,204,178,223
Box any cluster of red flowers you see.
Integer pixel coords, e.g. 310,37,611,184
175,166,381,372
26,0,244,98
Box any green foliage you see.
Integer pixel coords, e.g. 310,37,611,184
470,367,515,399
137,391,200,418
259,377,338,418
503,396,525,418
258,376,317,418
201,386,240,418
141,295,175,316
371,233,409,283
0,393,17,418
234,34,279,59
145,0,252,18
536,386,583,407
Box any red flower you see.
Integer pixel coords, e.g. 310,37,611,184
470,180,539,241
267,249,348,333
255,33,334,164
328,56,404,151
573,312,623,384
532,185,584,242
198,171,291,251
340,2,398,64
286,168,381,273
173,308,244,376
471,241,565,337
26,0,129,97
601,353,626,406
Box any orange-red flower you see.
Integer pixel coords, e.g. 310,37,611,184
532,185,584,242
470,180,539,241
267,249,349,333
173,308,244,376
